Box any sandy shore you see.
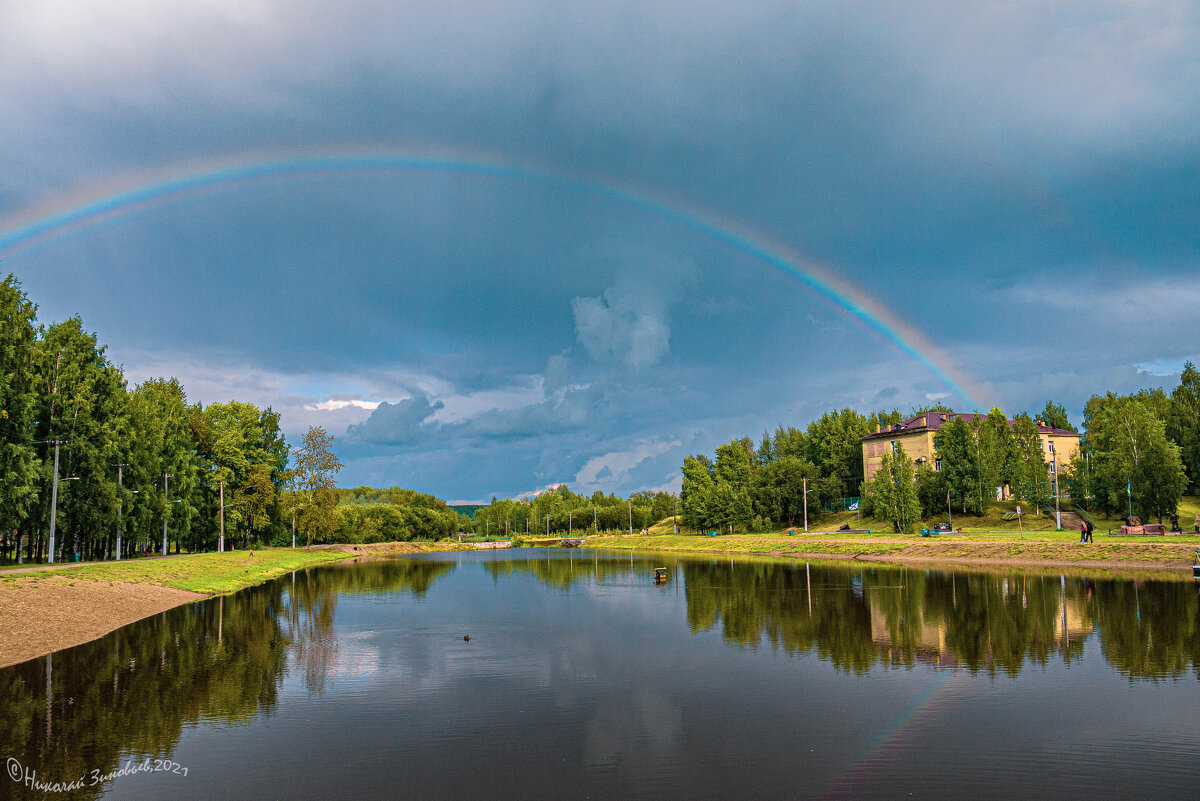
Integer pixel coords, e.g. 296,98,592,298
0,575,204,668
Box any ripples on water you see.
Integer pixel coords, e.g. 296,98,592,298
2,551,1199,800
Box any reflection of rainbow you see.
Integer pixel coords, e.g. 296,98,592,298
814,669,959,800
0,147,985,407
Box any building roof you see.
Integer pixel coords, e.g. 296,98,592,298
860,412,1080,441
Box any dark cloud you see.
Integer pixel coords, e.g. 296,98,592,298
2,0,1197,497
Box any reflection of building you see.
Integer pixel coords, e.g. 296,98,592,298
859,411,1081,488
868,592,1092,666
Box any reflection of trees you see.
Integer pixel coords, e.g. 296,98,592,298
320,557,456,596
680,561,1197,678
483,553,638,588
0,558,458,799
0,582,290,800
1095,581,1200,680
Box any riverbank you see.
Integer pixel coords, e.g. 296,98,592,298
0,548,356,668
582,532,1200,573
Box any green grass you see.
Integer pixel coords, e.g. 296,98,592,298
0,548,354,594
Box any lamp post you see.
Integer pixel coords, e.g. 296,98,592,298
114,464,138,561
162,473,181,556
37,439,75,564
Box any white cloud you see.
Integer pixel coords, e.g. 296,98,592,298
574,439,680,490
1133,356,1197,377
304,399,382,412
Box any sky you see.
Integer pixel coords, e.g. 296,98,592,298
1,0,1197,502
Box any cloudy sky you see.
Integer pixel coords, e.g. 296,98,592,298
1,1,1197,501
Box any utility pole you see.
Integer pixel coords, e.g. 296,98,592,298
673,494,678,534
629,501,632,534
47,440,63,564
546,514,549,537
162,473,172,556
593,504,597,532
219,481,226,552
569,511,572,537
114,464,136,561
803,477,809,533
1054,472,1061,530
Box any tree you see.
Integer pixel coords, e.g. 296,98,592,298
128,378,198,556
0,276,39,560
294,426,343,547
752,454,817,526
1010,414,1052,512
195,401,287,548
32,318,130,561
976,408,1014,496
1167,361,1199,492
1084,393,1187,522
806,408,871,498
938,417,986,515
868,445,922,533
1040,400,1075,432
680,454,715,530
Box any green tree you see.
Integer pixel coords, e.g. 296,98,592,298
32,318,130,561
680,455,715,529
0,276,40,560
1010,413,1052,512
868,445,922,533
1084,394,1187,522
195,401,287,548
1040,400,1076,432
128,378,198,556
806,408,871,498
937,417,986,515
294,426,343,547
1167,361,1199,492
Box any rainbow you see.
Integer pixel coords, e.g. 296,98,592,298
0,146,985,408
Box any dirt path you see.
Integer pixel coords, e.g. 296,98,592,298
0,575,204,668
0,552,185,575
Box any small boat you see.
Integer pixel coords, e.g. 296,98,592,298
653,567,669,583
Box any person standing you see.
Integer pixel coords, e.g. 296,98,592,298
1086,520,1094,543
1080,520,1087,543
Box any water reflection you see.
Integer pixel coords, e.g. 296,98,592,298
473,552,1200,680
1,553,1199,800
0,557,454,800
679,560,1200,679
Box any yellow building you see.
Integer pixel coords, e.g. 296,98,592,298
859,412,1080,490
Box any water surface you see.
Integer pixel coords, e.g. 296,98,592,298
3,551,1199,799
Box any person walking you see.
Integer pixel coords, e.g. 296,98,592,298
1194,512,1199,534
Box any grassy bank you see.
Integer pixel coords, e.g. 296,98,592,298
583,531,1200,571
0,548,356,594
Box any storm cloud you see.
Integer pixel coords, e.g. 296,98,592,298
2,0,1197,499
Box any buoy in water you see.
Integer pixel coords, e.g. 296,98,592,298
464,635,470,641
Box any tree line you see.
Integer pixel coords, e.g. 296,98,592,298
0,275,342,563
467,484,678,538
682,367,1198,534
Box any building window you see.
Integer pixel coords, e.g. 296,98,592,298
1050,460,1056,474
933,436,942,449
1048,441,1055,454
891,441,899,455
935,458,942,471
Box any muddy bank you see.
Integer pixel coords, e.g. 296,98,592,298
0,576,204,668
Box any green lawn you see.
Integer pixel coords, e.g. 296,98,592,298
0,548,354,594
